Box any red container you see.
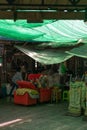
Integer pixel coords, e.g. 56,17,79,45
38,88,51,103
14,91,37,106
28,73,42,81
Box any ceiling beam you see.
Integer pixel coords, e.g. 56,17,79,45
0,4,87,10
0,0,87,5
0,0,87,10
0,0,86,20
0,11,85,20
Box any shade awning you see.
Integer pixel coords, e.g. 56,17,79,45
0,20,87,47
66,44,87,58
15,45,73,65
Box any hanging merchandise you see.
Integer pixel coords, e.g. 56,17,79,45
59,62,67,75
68,81,86,116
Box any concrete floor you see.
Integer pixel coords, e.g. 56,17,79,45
0,98,87,130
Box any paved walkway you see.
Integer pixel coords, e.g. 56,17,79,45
0,98,87,130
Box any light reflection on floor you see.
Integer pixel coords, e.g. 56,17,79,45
0,119,22,127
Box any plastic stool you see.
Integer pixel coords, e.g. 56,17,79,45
63,90,69,101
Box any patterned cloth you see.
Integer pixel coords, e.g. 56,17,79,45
68,81,86,116
16,88,39,99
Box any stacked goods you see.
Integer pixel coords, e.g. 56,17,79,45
68,81,86,116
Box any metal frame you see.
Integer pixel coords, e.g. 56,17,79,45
0,0,87,20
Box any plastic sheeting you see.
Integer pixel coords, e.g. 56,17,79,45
0,19,87,64
0,20,44,41
66,44,87,58
0,20,87,47
15,45,73,65
33,20,87,47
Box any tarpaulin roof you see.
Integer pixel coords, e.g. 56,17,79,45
0,20,87,47
33,20,87,47
0,20,45,41
66,44,87,58
15,45,73,65
0,19,87,64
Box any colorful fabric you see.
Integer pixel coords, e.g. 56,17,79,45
16,88,39,99
68,81,86,115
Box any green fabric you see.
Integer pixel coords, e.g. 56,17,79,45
33,20,87,47
59,63,67,74
0,20,87,64
5,20,55,28
0,20,44,41
66,44,87,58
0,20,87,47
15,45,73,65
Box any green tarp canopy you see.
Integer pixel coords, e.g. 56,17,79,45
33,20,87,47
0,19,87,64
0,20,87,47
0,20,44,41
15,45,73,65
66,44,87,58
